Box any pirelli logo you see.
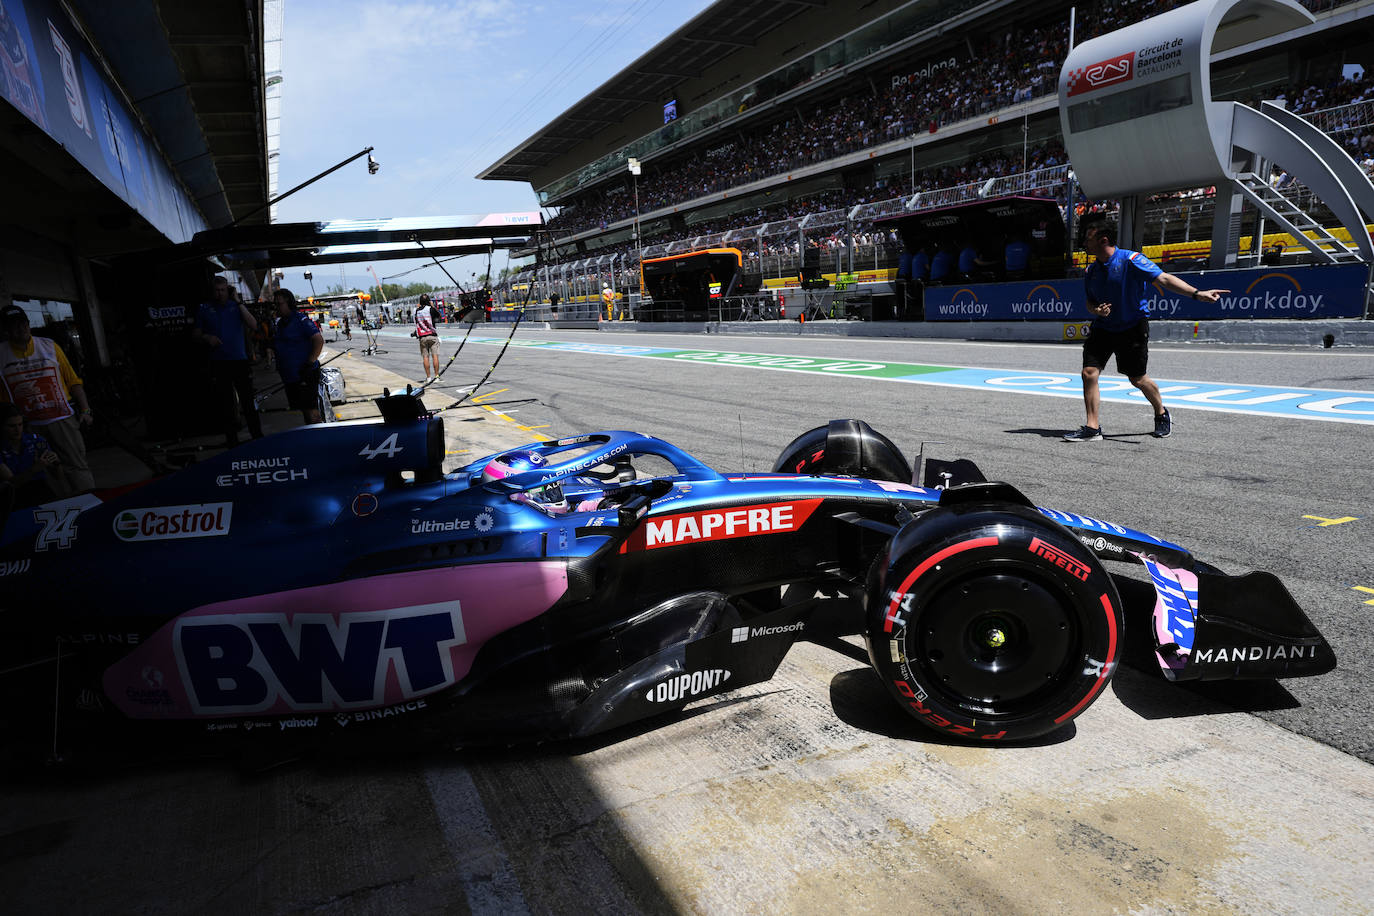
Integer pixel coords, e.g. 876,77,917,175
1028,537,1091,581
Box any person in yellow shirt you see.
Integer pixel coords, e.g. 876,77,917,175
0,304,95,492
601,284,615,321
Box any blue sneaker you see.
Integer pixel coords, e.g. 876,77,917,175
1153,409,1172,438
1063,425,1103,442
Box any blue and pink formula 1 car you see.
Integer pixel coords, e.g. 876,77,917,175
0,394,1335,758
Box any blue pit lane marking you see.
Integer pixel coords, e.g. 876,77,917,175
904,369,1374,423
408,334,1374,425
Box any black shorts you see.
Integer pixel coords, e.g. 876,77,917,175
284,365,321,412
1082,319,1150,379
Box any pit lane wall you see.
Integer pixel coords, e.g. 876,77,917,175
923,263,1369,321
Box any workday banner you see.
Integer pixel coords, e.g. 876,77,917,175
924,264,1368,321
924,279,1091,321
1148,264,1367,319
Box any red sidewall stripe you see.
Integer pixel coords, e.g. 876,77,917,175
883,536,1000,633
1054,592,1119,724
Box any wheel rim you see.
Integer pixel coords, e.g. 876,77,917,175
912,568,1081,718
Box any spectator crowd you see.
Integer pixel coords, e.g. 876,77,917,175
545,0,1366,245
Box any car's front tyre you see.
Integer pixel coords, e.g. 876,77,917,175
864,502,1123,741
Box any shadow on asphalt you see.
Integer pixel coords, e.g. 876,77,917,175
1111,574,1302,720
1004,427,1153,442
826,666,1077,748
807,626,1077,748
1112,668,1301,720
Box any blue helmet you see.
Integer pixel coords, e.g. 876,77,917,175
480,449,545,484
480,449,568,513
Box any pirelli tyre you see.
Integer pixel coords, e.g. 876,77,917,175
773,419,911,482
864,502,1123,741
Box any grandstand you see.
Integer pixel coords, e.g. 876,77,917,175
482,0,1374,317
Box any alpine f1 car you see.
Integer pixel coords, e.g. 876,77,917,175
0,394,1335,757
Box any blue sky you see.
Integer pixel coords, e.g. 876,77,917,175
274,0,714,293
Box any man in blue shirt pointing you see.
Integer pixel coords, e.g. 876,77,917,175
1064,221,1227,442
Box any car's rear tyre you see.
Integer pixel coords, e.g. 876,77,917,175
864,502,1123,741
773,419,911,482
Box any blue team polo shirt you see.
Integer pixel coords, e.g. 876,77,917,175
196,300,250,360
274,312,322,383
1084,247,1163,332
958,246,978,275
910,249,931,281
1,431,50,480
930,249,954,282
1005,239,1032,272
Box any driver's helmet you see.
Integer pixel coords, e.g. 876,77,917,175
480,449,544,483
480,449,569,513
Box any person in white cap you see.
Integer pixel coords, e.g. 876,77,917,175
601,284,615,322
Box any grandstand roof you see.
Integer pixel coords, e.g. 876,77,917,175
477,0,824,185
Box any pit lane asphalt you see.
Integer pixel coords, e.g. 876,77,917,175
3,326,1372,914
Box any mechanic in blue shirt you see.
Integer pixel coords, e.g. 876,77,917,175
1004,234,1032,278
0,402,67,506
272,288,324,425
957,241,979,280
909,246,932,284
929,245,955,284
192,275,263,449
1064,221,1227,442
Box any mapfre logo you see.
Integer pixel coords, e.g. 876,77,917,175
1066,51,1134,97
623,499,822,552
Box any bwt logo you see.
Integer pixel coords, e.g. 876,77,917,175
173,603,466,714
1028,537,1091,581
1067,52,1134,96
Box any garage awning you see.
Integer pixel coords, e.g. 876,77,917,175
187,213,544,268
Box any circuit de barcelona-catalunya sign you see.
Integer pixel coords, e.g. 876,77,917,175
922,264,1368,321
